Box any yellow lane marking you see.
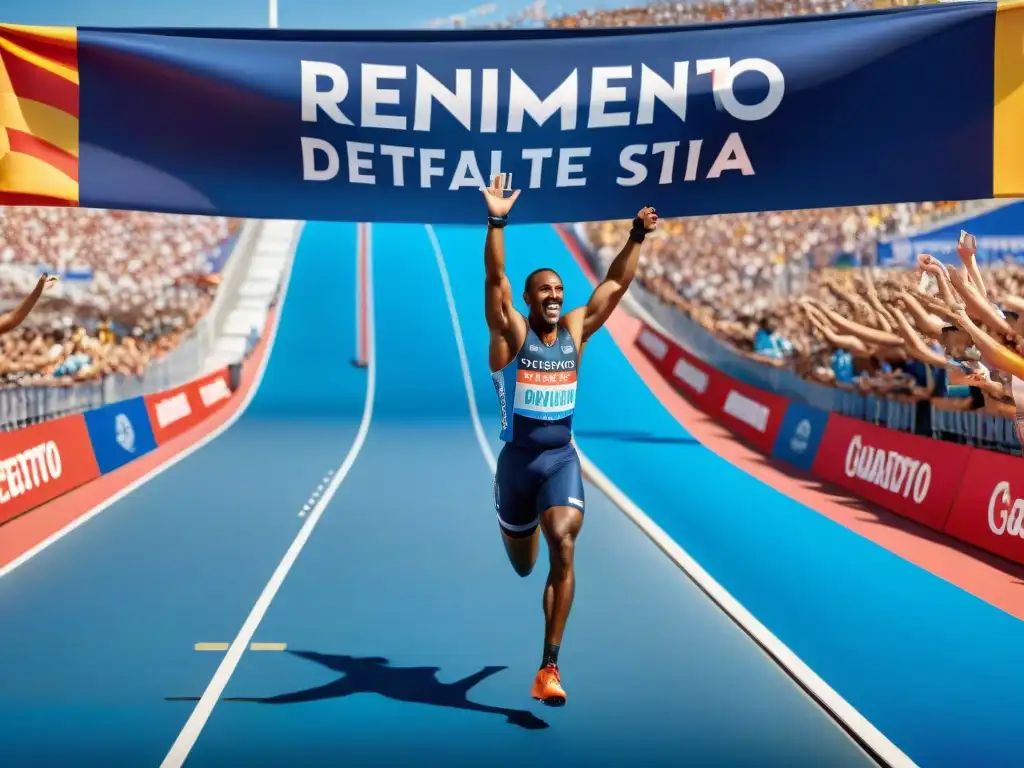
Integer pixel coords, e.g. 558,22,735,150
194,642,288,651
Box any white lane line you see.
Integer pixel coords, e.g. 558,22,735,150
159,222,378,768
0,221,305,583
568,458,914,768
354,217,365,366
424,224,496,474
297,470,335,518
426,223,915,768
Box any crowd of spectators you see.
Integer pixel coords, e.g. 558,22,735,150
588,211,1024,446
585,202,972,320
543,0,931,29
0,209,240,388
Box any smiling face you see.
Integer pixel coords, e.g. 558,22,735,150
524,269,564,328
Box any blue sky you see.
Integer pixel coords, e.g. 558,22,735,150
0,0,625,29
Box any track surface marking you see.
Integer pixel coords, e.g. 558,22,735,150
432,224,1024,768
181,223,869,767
0,313,274,575
5,222,1023,767
0,222,366,766
159,223,377,767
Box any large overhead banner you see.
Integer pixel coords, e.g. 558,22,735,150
1,1,1022,223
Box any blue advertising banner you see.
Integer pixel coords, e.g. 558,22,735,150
28,0,1014,223
877,201,1024,267
83,396,158,475
771,402,829,471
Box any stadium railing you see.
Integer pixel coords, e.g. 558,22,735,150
0,220,263,433
569,223,1021,457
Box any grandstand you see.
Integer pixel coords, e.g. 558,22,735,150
0,209,241,430
578,194,1024,455
541,0,936,28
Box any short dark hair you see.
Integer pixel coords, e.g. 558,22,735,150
1004,310,1020,322
524,267,561,294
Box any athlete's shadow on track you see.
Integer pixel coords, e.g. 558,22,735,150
167,650,549,730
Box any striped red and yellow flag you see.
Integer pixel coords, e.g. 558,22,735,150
0,23,78,207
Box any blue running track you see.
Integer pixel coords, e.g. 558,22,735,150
0,221,1022,768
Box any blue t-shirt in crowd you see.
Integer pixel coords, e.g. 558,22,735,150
753,329,793,359
831,349,855,384
899,359,929,388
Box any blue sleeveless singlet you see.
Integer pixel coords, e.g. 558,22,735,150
491,322,578,451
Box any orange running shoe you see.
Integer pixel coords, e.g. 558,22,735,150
531,664,566,706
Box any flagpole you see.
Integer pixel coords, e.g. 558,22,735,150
268,0,278,29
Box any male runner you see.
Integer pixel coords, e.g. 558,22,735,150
481,173,658,705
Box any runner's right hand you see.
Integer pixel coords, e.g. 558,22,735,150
482,174,520,218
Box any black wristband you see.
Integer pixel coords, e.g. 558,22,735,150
629,214,652,243
488,215,508,229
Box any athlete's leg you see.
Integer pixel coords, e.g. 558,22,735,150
530,446,584,706
500,527,540,578
539,504,583,654
494,445,541,577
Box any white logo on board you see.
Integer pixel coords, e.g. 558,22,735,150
114,413,136,453
790,419,811,454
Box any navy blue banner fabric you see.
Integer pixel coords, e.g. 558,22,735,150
76,3,999,223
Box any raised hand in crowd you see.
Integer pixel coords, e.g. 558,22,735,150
0,273,58,335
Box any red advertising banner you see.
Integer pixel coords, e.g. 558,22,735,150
635,325,679,374
714,376,788,454
0,414,101,526
811,413,972,530
634,325,723,412
634,324,787,450
144,368,233,445
943,449,1024,566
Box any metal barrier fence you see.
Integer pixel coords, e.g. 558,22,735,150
570,224,1022,457
931,406,1021,454
0,317,211,433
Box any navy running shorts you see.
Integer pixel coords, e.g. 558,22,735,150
493,442,585,538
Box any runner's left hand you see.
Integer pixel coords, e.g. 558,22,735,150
636,206,658,231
